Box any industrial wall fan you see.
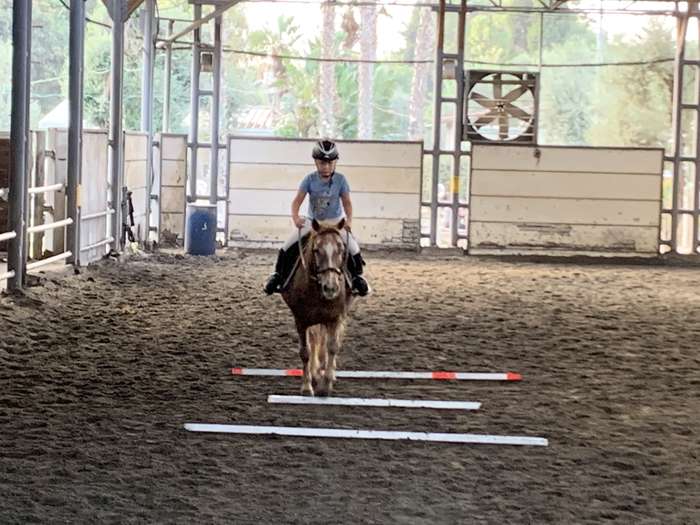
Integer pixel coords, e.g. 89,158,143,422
463,71,539,143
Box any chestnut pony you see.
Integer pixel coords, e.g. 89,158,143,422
281,218,353,396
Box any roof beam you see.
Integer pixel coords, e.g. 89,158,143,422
156,1,240,49
102,0,143,20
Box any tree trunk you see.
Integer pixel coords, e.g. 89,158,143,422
358,5,377,139
320,1,336,137
408,8,434,141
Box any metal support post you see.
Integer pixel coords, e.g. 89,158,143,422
188,4,202,202
142,0,155,246
210,16,222,206
8,0,32,290
109,0,126,251
428,0,446,247
162,20,175,133
669,13,688,253
450,0,466,247
693,5,700,254
67,0,86,267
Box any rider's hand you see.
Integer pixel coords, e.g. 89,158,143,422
293,216,305,229
344,221,352,233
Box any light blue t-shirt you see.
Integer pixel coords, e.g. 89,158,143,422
299,171,350,221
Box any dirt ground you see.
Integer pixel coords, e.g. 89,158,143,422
1,250,699,524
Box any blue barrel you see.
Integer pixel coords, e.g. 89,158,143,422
185,203,217,256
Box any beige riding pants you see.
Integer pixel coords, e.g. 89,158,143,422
281,218,360,255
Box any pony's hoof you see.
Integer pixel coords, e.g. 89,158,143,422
301,385,315,396
315,386,329,397
315,378,333,397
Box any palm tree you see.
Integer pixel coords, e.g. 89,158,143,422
248,16,302,126
408,8,434,141
358,5,377,139
319,0,336,137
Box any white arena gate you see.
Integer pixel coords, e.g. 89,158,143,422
26,128,113,266
1,127,152,288
42,128,149,264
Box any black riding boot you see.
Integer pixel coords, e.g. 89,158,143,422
348,253,370,296
264,249,287,295
264,245,300,295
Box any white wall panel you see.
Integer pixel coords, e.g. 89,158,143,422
472,144,663,174
229,138,422,168
123,132,148,161
124,132,148,243
80,130,109,264
469,144,663,255
228,214,411,248
469,222,659,254
161,160,186,186
157,134,187,246
471,170,660,201
161,134,187,160
229,189,418,220
227,137,422,248
471,197,660,226
229,164,419,193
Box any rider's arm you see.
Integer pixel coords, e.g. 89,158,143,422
291,190,307,228
341,192,353,230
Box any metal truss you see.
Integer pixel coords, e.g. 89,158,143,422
665,2,700,255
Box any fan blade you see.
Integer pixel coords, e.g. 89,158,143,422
472,109,499,130
503,85,529,103
470,91,497,109
499,113,509,140
505,103,532,123
493,74,502,102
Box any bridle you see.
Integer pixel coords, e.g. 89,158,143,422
298,227,349,284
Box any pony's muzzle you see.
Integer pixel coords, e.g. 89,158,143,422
322,282,339,299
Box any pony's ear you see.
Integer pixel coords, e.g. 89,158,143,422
312,218,321,231
336,218,346,231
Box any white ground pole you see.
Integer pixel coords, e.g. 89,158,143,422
184,424,548,447
232,368,522,381
268,395,481,411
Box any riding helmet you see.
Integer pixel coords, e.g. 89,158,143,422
312,139,339,161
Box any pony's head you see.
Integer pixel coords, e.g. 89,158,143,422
310,218,347,301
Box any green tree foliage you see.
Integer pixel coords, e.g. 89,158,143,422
80,23,113,129
0,0,681,152
373,63,412,139
27,0,70,127
588,19,674,148
0,39,11,130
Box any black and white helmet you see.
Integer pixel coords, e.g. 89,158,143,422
312,139,339,161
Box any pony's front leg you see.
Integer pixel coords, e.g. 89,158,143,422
318,320,344,396
297,323,314,396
